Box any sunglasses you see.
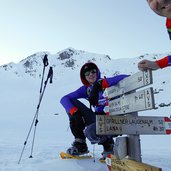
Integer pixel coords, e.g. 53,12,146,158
84,69,97,76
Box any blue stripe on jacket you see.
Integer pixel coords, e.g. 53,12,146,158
168,55,171,66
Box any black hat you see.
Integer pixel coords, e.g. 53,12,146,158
82,63,97,75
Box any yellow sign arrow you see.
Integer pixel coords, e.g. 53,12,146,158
105,155,162,171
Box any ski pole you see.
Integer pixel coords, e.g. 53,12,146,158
18,54,49,164
40,54,48,94
29,66,53,158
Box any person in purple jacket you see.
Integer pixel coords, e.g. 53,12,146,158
60,62,128,158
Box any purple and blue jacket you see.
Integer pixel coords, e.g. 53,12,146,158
60,63,128,115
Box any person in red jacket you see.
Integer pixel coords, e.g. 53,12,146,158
138,0,171,71
147,0,171,38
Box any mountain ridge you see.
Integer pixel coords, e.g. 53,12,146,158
1,47,171,79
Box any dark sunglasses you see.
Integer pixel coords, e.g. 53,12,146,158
84,69,97,76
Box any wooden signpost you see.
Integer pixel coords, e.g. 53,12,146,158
103,70,153,99
113,136,128,160
106,154,162,171
104,87,155,115
96,70,170,171
96,115,171,135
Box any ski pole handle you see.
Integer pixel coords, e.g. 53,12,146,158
48,67,53,84
43,54,48,67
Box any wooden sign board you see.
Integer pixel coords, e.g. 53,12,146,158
103,70,152,99
96,115,171,135
104,87,155,115
106,154,162,171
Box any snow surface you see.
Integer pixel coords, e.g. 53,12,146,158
0,48,171,171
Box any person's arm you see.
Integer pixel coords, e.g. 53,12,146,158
138,59,160,71
169,55,171,66
60,86,87,114
138,56,171,71
156,55,171,68
104,74,129,87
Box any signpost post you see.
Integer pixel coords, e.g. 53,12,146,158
96,70,171,171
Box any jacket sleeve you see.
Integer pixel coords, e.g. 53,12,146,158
103,74,129,88
166,18,171,40
156,55,171,68
60,86,88,114
169,56,171,66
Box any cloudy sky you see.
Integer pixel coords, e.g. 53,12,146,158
0,0,170,65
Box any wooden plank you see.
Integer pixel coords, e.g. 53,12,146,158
114,136,128,160
104,87,155,115
103,70,152,99
127,134,141,162
106,154,162,171
96,115,171,135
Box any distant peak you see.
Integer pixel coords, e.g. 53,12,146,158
57,48,76,60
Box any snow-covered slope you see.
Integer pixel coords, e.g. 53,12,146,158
0,48,171,171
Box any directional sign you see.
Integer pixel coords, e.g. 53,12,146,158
106,154,162,171
103,70,152,99
104,87,155,115
96,115,171,135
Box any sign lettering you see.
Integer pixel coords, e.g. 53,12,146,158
108,87,154,115
103,70,152,99
96,115,171,135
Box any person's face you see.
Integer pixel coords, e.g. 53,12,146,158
147,0,171,18
84,69,97,85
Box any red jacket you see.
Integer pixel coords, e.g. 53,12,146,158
156,19,171,68
166,18,171,29
166,18,171,40
156,56,171,68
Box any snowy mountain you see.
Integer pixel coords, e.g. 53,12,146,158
0,48,171,171
0,48,111,78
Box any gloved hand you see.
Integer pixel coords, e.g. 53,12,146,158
89,79,103,106
70,109,80,120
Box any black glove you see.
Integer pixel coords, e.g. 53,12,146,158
89,79,103,106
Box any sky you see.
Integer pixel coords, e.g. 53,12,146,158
0,0,171,65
